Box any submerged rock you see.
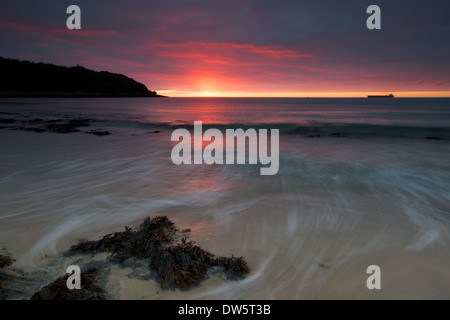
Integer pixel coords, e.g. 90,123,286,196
85,129,111,136
0,117,97,134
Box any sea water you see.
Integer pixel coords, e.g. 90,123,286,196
0,97,449,299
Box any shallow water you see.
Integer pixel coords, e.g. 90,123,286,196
0,97,449,299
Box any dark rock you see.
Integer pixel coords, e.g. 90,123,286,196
85,129,111,136
425,136,442,140
45,123,81,133
289,126,325,137
0,253,14,268
0,118,15,124
289,126,309,135
69,119,91,127
9,118,93,134
307,134,322,138
30,267,105,300
15,127,46,133
45,119,63,124
330,132,345,137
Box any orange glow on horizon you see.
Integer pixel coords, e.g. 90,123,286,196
156,90,450,98
131,40,450,99
133,40,450,99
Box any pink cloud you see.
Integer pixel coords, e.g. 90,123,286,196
154,41,312,60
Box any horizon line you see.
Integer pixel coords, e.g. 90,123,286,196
157,91,450,98
161,95,450,98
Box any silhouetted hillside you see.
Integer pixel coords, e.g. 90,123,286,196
0,57,163,97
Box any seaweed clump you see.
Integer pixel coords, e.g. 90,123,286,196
68,216,250,289
0,252,14,268
30,267,105,300
150,239,250,289
68,216,176,263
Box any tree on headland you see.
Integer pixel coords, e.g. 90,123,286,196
0,57,163,97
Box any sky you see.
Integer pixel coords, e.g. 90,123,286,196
1,0,449,97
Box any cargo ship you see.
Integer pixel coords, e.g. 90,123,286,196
367,94,394,98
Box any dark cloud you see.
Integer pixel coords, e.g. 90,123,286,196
1,0,449,95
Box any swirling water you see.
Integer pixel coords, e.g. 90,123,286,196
0,97,449,299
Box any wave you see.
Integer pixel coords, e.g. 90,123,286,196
104,120,450,140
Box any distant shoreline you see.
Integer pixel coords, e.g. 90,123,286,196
1,96,449,99
0,57,165,98
0,93,168,98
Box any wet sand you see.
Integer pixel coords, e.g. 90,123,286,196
1,127,450,299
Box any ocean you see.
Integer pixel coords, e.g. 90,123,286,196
0,97,449,299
